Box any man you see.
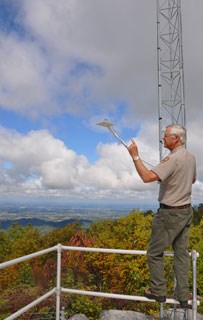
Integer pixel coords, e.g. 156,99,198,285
128,125,196,308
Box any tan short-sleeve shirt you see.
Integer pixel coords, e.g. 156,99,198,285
152,146,196,206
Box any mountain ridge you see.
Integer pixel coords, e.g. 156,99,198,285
0,217,92,230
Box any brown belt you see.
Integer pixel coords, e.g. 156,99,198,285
160,203,191,209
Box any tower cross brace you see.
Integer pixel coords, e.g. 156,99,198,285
156,0,186,160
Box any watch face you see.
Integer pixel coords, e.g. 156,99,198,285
134,156,139,161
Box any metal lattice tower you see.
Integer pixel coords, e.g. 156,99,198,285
156,0,186,160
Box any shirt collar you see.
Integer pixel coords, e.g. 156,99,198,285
171,145,185,154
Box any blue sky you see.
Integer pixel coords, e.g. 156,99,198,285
0,0,202,208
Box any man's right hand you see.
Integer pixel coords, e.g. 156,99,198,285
128,138,139,159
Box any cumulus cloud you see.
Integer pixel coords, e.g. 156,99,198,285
0,0,157,121
0,126,159,201
0,32,49,117
0,123,201,204
0,0,202,124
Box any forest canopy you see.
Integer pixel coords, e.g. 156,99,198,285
0,204,203,319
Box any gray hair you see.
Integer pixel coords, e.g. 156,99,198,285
166,125,186,144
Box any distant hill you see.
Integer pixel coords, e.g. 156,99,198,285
0,217,92,230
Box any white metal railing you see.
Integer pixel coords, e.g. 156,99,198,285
0,244,200,320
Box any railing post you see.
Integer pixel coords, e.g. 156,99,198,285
159,302,164,319
56,243,62,320
60,306,66,320
191,250,198,320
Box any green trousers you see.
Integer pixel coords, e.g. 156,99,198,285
147,206,193,300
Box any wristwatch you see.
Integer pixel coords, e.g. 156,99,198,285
133,156,140,161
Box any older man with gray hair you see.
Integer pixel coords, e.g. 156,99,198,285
128,124,196,308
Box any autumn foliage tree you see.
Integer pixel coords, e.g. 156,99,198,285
1,209,203,318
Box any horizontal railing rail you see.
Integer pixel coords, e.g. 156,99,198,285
0,245,57,269
0,244,200,320
4,289,56,320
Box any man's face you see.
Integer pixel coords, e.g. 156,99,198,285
162,128,177,149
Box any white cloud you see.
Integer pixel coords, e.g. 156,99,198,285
0,124,201,205
0,127,159,201
1,0,202,124
0,33,50,116
0,0,157,120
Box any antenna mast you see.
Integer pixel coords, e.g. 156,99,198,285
157,0,186,160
